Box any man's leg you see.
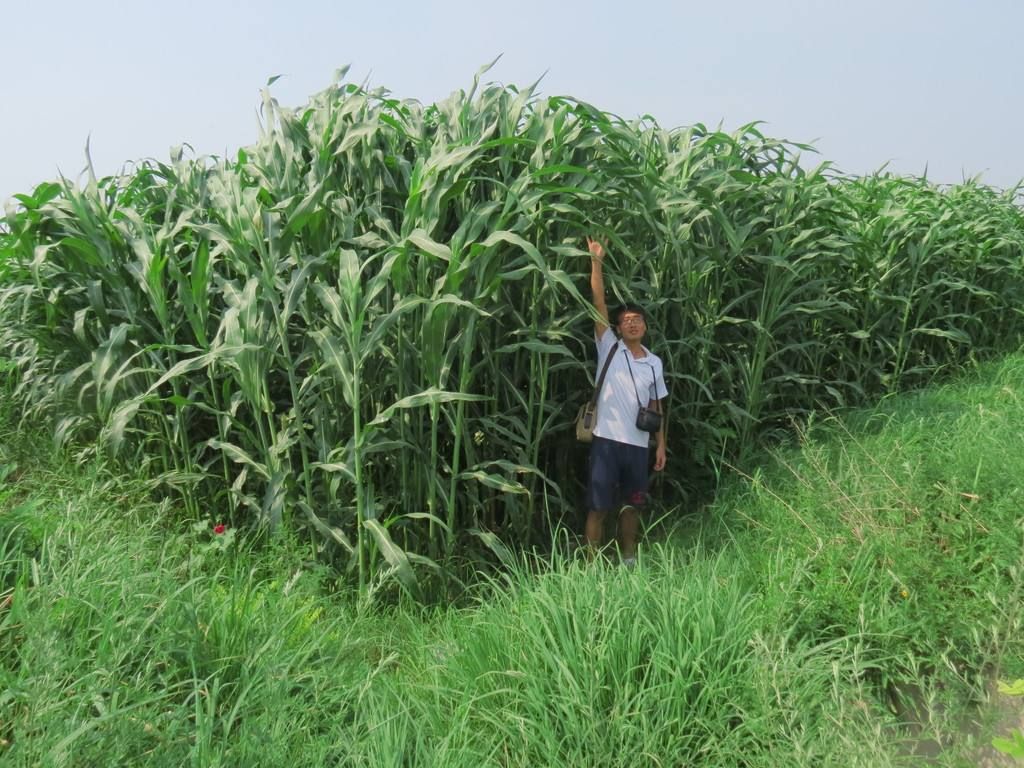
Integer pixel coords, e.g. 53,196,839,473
586,437,616,557
617,444,650,563
585,509,607,552
618,504,639,560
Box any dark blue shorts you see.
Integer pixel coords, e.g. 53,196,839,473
587,436,650,513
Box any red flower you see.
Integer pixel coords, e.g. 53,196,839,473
213,524,226,535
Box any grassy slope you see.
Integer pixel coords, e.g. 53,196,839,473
1,355,1022,767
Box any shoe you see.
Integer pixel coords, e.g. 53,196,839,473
621,556,637,569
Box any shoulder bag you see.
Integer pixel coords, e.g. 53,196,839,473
575,341,619,443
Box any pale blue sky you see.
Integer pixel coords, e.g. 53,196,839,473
3,0,1022,206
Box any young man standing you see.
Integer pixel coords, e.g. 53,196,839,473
585,237,668,566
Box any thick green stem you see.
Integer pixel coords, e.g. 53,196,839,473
446,313,476,555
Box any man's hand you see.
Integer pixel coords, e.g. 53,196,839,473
586,236,605,262
654,444,667,472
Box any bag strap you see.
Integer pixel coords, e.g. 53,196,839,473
623,351,644,407
624,351,661,413
589,341,620,407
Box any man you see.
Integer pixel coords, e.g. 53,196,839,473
585,236,668,566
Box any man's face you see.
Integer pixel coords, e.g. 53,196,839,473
618,312,646,341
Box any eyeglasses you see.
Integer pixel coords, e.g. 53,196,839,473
619,315,646,326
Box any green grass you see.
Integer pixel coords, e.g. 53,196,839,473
707,353,1024,675
1,353,1022,766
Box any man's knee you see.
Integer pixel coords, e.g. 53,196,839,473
623,490,647,510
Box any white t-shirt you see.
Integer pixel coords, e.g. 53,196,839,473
592,327,669,448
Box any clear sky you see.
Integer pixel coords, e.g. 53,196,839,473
3,0,1022,207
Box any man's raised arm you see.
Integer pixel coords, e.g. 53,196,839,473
587,236,610,339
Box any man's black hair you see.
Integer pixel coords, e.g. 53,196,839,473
614,302,648,325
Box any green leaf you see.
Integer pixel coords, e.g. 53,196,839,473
297,501,353,553
910,326,971,344
992,732,1024,757
368,387,488,428
102,397,144,455
363,519,420,598
468,527,515,567
208,439,270,480
495,340,575,357
997,679,1024,696
401,512,451,532
261,469,287,531
407,229,452,261
456,470,529,495
310,461,357,482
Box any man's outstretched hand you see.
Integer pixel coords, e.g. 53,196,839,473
586,236,605,262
